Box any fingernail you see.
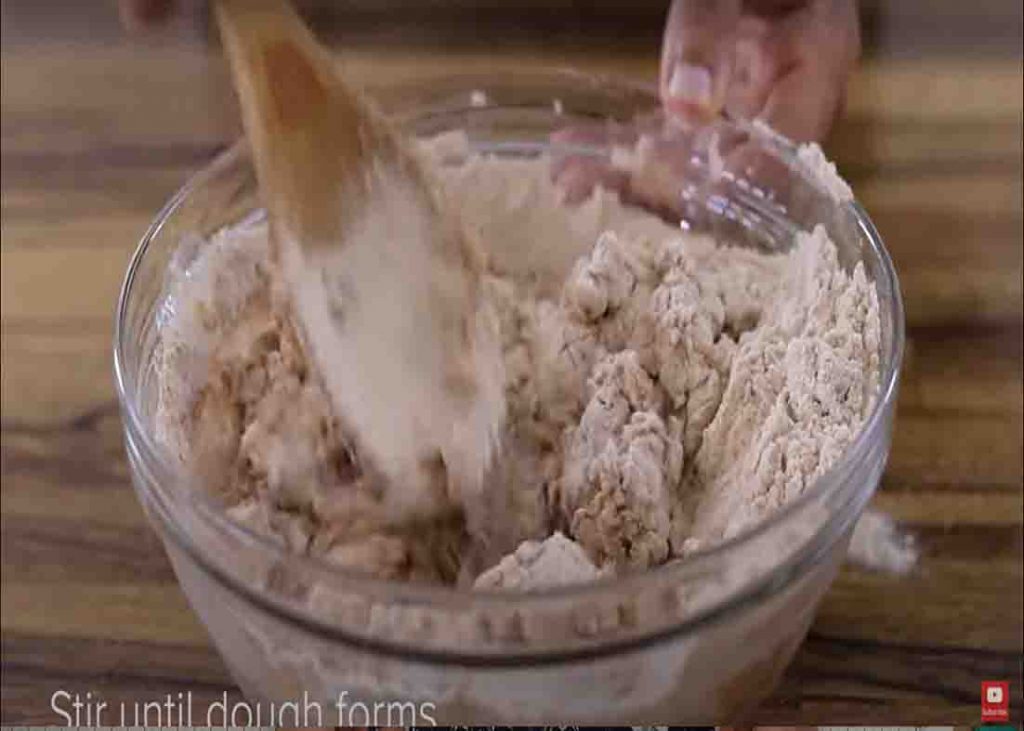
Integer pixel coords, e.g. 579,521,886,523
667,62,713,107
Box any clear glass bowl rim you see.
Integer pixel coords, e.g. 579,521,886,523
113,69,905,664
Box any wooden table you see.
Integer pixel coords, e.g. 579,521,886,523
2,2,1021,725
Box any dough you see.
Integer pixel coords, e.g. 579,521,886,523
473,532,605,591
154,132,880,591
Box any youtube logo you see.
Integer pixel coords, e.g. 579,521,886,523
981,680,1010,723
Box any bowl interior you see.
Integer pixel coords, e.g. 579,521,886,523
114,71,903,660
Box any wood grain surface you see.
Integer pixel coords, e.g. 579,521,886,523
2,1,1022,725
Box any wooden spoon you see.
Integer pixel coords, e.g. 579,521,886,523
215,0,504,517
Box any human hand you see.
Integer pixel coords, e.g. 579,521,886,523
118,0,176,31
122,0,858,144
661,0,860,142
551,0,859,208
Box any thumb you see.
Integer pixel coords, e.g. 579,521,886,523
660,0,740,123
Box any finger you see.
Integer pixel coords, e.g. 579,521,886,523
550,120,638,180
553,157,631,205
660,0,741,123
759,60,846,142
739,0,860,141
118,0,176,30
724,13,790,124
550,121,638,203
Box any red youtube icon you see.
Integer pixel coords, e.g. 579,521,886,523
981,680,1009,722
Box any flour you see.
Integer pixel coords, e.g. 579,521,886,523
559,352,682,569
847,508,918,574
473,532,606,590
796,142,854,203
686,226,880,545
154,133,883,595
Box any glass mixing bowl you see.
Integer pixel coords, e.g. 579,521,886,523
114,70,904,724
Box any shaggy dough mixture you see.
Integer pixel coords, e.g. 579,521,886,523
154,132,880,592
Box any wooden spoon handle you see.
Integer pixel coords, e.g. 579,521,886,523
215,0,392,252
215,0,503,511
